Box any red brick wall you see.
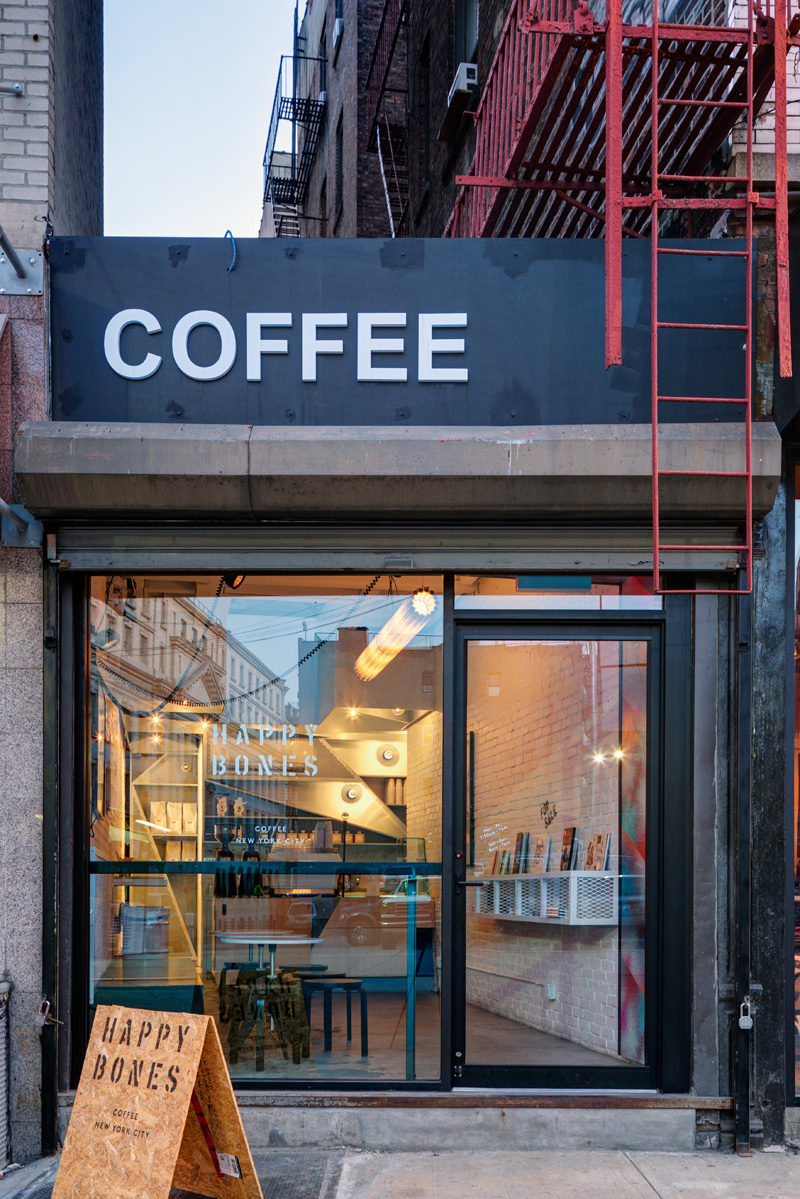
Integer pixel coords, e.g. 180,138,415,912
405,0,511,236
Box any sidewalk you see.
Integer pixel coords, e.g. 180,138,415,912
2,1147,800,1199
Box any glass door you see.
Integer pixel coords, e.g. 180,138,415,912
453,625,658,1088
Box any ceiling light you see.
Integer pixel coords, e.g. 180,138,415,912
377,744,399,766
341,784,362,804
355,593,437,681
412,587,436,616
223,573,246,590
348,707,359,719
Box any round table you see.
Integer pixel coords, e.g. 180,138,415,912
213,932,322,979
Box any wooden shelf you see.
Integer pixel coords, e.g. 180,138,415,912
472,870,618,927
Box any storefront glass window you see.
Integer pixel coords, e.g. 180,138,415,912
88,574,443,1082
464,637,648,1067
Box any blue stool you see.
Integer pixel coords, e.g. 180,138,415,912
304,977,368,1057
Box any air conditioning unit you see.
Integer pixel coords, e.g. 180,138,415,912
333,17,344,52
447,61,478,109
439,62,479,141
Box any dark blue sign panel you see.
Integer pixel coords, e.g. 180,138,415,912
50,237,747,426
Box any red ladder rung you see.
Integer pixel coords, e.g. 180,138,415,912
657,247,749,258
658,97,748,108
658,173,751,183
658,469,749,477
657,321,748,330
659,543,749,551
657,395,748,404
656,586,753,595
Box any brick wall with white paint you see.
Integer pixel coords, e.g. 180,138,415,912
0,0,101,247
728,0,800,169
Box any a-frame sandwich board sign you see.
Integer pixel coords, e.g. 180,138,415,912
52,1005,263,1199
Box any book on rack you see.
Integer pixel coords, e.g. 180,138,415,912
489,849,499,875
512,832,524,874
584,831,610,870
531,835,551,873
560,826,578,871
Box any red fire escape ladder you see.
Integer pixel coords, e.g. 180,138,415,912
449,0,795,595
632,0,757,594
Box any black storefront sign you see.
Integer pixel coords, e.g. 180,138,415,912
50,236,747,427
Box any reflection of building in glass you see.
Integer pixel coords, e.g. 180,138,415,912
224,633,287,727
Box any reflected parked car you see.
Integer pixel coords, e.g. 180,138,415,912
287,877,434,946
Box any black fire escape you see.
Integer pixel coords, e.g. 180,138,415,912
263,48,328,233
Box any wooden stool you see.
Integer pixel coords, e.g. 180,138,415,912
304,977,368,1057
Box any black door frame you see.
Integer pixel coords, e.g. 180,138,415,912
449,605,692,1092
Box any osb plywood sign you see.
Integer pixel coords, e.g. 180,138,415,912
52,1005,262,1199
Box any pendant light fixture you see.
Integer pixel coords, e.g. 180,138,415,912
354,588,437,681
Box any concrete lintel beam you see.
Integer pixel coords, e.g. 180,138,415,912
14,420,781,520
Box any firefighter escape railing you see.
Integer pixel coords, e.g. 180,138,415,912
366,0,408,148
263,53,327,208
446,0,797,593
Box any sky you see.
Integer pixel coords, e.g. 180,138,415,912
104,0,298,238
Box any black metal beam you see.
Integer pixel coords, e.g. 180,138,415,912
734,577,753,1153
41,561,59,1156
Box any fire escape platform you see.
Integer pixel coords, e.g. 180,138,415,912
454,23,779,239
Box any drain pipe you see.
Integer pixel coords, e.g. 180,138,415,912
734,576,753,1154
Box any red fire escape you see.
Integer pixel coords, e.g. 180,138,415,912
447,0,797,593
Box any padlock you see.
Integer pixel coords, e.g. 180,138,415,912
738,997,754,1031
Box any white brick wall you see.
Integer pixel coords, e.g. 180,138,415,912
0,0,102,247
0,0,54,244
729,0,800,163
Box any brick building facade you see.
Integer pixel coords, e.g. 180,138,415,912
262,0,800,240
0,0,102,1164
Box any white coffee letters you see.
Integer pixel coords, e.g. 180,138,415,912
357,313,407,382
104,309,163,380
246,313,292,381
172,310,236,382
301,313,348,382
104,310,469,384
418,313,469,383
